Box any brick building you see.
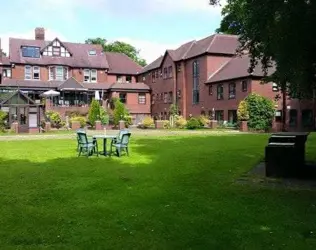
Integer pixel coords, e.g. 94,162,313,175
0,27,151,131
138,34,315,131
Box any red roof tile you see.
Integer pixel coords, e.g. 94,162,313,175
9,38,109,69
105,52,142,75
206,54,275,83
1,78,150,91
140,34,239,74
0,56,10,66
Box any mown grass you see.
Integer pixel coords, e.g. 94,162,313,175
0,133,316,249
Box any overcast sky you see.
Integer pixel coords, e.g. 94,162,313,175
0,0,226,63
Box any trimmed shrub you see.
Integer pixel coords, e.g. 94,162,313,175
198,115,209,127
186,118,200,130
175,116,187,129
162,120,171,129
46,111,62,128
99,108,109,125
113,98,130,126
244,93,275,131
65,110,88,118
0,111,8,132
70,116,87,128
141,117,154,128
88,99,101,127
237,100,249,121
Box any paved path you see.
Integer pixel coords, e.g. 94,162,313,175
0,129,243,141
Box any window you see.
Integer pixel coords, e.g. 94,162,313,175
3,68,11,78
142,76,146,81
289,109,297,127
159,69,162,77
275,110,282,122
89,50,96,56
56,66,64,81
168,66,173,78
217,84,224,100
228,110,237,124
152,71,156,83
33,66,40,80
302,109,313,127
138,93,146,104
84,69,90,82
22,46,40,58
117,75,123,83
242,80,248,92
84,69,97,82
209,85,213,95
126,75,132,83
229,82,236,99
192,60,200,104
155,70,159,79
25,65,32,80
163,67,168,79
119,93,127,104
215,110,224,121
272,83,279,92
53,46,61,56
91,70,97,82
164,92,168,103
49,66,68,80
43,40,71,57
168,91,173,103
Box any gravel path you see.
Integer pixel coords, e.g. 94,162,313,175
0,129,243,141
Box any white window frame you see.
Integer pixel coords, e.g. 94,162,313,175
25,65,32,80
56,66,64,81
84,69,90,82
117,75,123,83
33,66,40,80
84,69,97,82
49,66,54,80
91,69,97,82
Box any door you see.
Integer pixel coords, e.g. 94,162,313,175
18,106,29,133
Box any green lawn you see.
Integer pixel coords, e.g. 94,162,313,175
1,133,316,249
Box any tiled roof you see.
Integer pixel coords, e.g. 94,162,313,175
111,82,150,91
206,54,275,83
1,78,150,91
58,77,86,90
9,38,109,68
105,52,142,75
139,56,163,74
8,38,142,75
0,57,11,66
1,79,61,89
139,34,239,74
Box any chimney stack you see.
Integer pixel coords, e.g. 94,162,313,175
35,27,45,40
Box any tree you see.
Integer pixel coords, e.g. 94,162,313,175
113,98,129,126
85,38,147,67
244,94,275,132
212,0,316,131
211,0,316,98
88,99,101,127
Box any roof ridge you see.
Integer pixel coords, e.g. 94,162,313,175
207,58,233,81
206,35,217,52
182,41,196,60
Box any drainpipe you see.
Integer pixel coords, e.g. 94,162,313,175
281,80,287,132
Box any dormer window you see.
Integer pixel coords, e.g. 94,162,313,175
22,46,40,58
53,47,61,56
89,50,96,56
42,38,71,57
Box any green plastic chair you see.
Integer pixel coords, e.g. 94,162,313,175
110,133,131,157
77,131,98,157
110,129,129,148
